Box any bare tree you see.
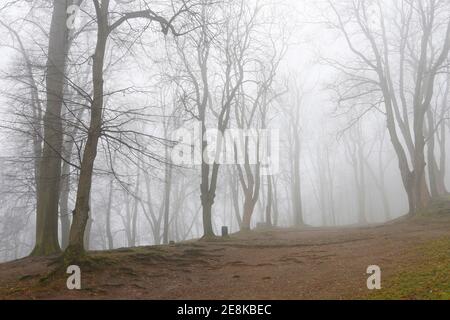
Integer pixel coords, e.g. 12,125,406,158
66,0,196,257
173,1,252,237
33,0,79,256
426,71,449,197
283,79,305,227
327,0,450,214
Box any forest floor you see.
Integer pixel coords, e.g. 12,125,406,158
0,202,449,300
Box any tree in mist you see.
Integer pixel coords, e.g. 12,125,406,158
33,0,81,255
1,0,89,255
326,0,450,214
173,1,253,237
65,0,196,257
236,37,286,230
2,0,443,264
425,70,449,198
282,79,306,227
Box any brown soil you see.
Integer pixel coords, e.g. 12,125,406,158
0,214,449,300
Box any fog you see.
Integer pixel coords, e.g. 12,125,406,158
0,0,448,267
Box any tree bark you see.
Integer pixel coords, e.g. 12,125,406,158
65,4,108,257
32,0,72,256
241,191,257,230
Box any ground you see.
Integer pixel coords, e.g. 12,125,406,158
0,205,449,300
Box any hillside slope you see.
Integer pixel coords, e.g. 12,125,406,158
0,210,449,299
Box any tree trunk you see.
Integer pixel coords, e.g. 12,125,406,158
32,0,72,256
230,171,242,228
437,77,449,196
65,8,108,257
59,159,71,249
60,101,86,249
105,178,114,250
272,178,279,227
241,192,257,230
200,121,217,238
426,109,448,198
265,175,273,226
437,113,448,195
201,192,215,237
130,175,140,247
377,141,391,220
83,215,92,250
412,125,431,212
162,149,173,244
291,134,304,226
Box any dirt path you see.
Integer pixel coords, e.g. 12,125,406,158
0,214,449,299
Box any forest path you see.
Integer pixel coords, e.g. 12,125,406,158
0,213,449,299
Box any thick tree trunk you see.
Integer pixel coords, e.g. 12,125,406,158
200,122,217,238
412,117,431,212
201,192,215,237
241,193,257,230
382,80,425,216
236,136,261,231
83,215,92,250
238,176,260,231
153,225,161,245
32,0,72,256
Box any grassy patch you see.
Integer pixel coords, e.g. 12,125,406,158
416,196,450,217
367,237,450,300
